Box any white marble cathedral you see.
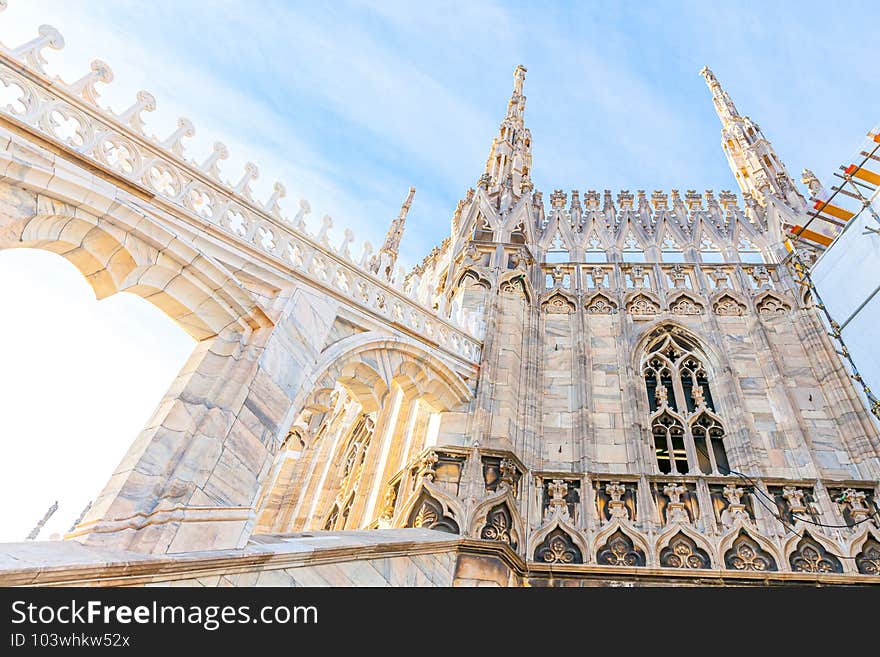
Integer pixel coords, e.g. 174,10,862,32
0,9,878,585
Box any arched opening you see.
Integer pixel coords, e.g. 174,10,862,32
252,336,470,535
0,249,194,541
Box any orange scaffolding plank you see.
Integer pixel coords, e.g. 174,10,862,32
790,225,834,247
812,199,856,221
845,163,880,187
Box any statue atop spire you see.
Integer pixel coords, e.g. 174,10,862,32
371,186,415,280
513,64,526,95
700,66,803,210
482,65,533,197
700,65,740,123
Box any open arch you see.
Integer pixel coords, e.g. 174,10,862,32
0,185,271,340
0,248,195,541
253,332,473,535
297,332,472,415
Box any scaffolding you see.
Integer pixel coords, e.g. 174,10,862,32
786,126,880,421
790,127,880,250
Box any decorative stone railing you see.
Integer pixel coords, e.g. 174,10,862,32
539,262,783,296
0,17,480,364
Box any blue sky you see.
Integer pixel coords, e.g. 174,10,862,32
5,0,878,267
0,1,877,539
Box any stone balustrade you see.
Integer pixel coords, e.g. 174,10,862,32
540,262,781,296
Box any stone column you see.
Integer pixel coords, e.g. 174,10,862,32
69,284,341,553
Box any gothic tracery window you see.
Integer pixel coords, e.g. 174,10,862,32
659,532,711,569
789,534,843,574
642,328,730,475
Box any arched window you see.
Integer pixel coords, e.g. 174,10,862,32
691,412,729,475
642,327,730,475
652,411,687,474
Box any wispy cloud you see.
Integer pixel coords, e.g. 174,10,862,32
3,0,875,267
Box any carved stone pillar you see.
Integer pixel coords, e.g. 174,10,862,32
69,285,340,553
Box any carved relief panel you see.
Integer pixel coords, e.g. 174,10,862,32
768,485,819,526
594,480,637,524
659,532,711,569
596,530,645,567
651,480,700,525
406,491,459,534
534,528,583,565
828,487,878,528
788,534,843,574
723,531,778,572
539,477,581,524
709,483,755,529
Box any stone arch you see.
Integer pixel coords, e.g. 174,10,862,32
498,270,533,302
498,202,536,245
583,290,617,314
1,197,269,340
782,530,846,574
539,214,577,259
539,287,577,314
594,521,649,567
753,289,791,319
303,386,335,414
846,525,880,575
624,290,661,315
399,483,463,534
452,267,491,292
295,332,472,418
654,218,691,259
717,524,781,573
615,217,652,252
710,290,748,316
470,491,523,553
655,523,715,569
335,360,388,413
255,333,472,534
531,524,586,565
632,321,724,377
666,289,705,316
528,515,589,564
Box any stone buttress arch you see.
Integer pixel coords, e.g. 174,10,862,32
293,332,472,419
0,174,270,339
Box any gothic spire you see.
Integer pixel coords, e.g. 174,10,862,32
482,64,533,196
700,66,741,124
372,186,415,279
700,66,803,209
